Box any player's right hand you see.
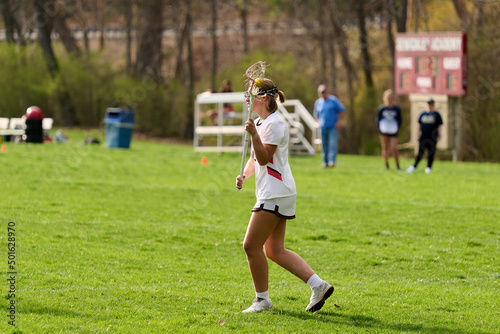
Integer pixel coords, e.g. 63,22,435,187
236,175,245,190
245,118,257,136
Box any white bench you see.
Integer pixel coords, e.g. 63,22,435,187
0,117,9,130
195,125,244,135
0,118,25,136
43,118,54,130
0,117,54,136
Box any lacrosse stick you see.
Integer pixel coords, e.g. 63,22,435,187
239,61,266,185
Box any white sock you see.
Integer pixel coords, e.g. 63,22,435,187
256,290,269,300
307,274,323,289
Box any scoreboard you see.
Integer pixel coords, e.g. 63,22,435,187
395,33,467,96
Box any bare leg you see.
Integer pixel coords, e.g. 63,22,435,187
264,218,315,283
390,136,400,168
379,134,390,167
243,211,281,293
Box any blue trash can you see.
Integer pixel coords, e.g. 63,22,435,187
104,108,135,148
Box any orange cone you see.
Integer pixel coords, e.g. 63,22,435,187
201,156,208,165
1,145,5,153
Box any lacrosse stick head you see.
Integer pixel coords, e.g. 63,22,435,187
245,61,267,97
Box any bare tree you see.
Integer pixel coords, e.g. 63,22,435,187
123,0,133,73
412,0,420,32
210,0,217,92
475,1,485,27
385,0,408,89
184,0,195,138
34,0,75,125
53,11,82,57
395,0,407,32
385,0,396,89
97,0,105,49
238,0,249,54
71,0,92,54
326,0,357,94
317,0,327,85
174,1,188,80
356,0,374,87
385,0,408,33
327,30,337,91
451,0,471,30
281,0,339,92
0,0,17,43
34,0,58,77
111,0,134,72
326,0,357,152
136,0,164,80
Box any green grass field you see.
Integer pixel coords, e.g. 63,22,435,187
1,129,499,333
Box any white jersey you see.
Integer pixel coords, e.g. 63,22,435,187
252,112,296,200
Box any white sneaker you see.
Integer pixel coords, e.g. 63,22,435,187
406,166,416,173
306,281,334,312
425,167,431,174
242,298,273,313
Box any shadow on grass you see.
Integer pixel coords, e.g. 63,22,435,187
274,309,489,334
19,302,82,319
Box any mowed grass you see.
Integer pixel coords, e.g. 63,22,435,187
0,129,499,333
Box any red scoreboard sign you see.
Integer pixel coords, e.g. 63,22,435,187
395,33,467,96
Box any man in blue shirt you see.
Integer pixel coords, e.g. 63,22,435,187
406,98,443,174
314,85,345,167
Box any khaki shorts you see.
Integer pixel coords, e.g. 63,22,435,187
252,195,296,219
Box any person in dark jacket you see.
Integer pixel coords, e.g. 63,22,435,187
406,98,443,174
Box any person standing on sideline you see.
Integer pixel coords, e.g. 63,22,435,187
406,98,443,174
220,79,234,115
377,89,402,170
207,79,234,125
236,78,334,313
314,84,345,168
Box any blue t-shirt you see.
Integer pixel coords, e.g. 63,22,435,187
314,95,345,129
418,111,443,141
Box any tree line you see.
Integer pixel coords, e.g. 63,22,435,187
0,0,499,161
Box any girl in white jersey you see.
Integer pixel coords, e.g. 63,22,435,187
236,78,334,313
